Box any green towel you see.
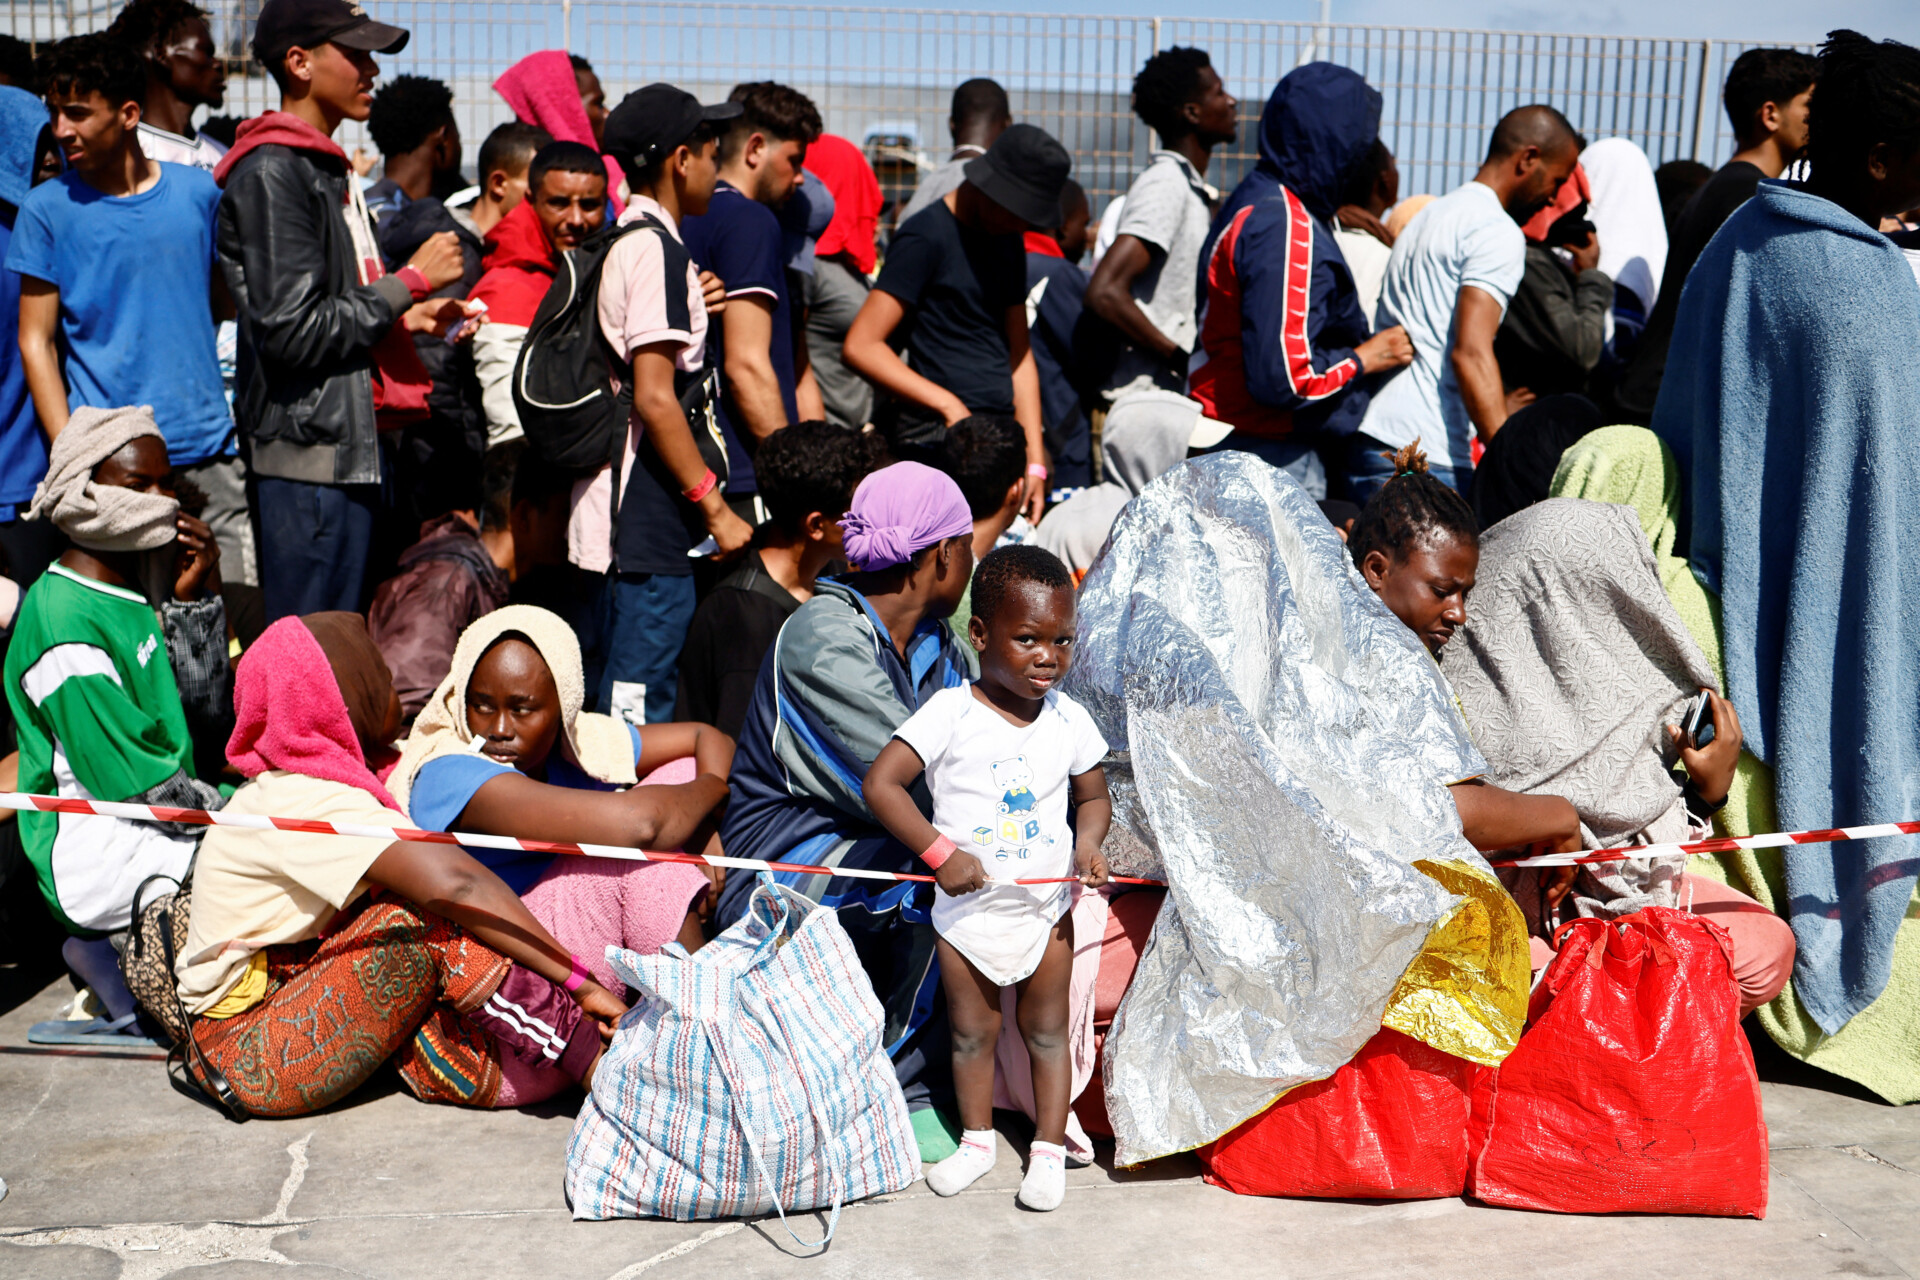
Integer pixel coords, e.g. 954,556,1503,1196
1554,426,1920,1103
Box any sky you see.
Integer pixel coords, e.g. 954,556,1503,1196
965,0,1917,46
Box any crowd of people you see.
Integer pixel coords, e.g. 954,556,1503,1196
3,0,1920,1217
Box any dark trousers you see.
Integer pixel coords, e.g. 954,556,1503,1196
593,570,698,724
255,477,380,622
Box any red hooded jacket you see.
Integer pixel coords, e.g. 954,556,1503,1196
469,197,557,328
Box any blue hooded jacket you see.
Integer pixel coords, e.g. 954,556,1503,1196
0,86,52,514
1190,63,1385,439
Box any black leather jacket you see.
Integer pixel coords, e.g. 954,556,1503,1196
217,143,413,486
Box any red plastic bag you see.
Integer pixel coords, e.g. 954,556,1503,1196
1468,906,1767,1218
1198,1027,1485,1200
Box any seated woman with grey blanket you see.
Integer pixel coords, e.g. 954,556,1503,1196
1352,443,1794,1013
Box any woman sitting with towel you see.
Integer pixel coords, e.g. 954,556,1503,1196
180,614,627,1116
389,606,732,1105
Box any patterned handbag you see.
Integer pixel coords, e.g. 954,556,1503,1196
118,871,249,1120
565,873,920,1239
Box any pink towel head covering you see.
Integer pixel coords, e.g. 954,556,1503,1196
228,614,403,811
494,50,625,214
837,461,974,571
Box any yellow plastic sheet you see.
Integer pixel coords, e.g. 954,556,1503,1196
1381,858,1531,1066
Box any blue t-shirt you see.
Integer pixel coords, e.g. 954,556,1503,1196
680,182,798,497
0,208,48,517
4,163,232,468
408,723,644,893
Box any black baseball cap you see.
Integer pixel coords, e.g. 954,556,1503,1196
252,0,409,66
963,123,1072,229
603,83,744,171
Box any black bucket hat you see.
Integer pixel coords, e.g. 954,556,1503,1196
962,123,1072,229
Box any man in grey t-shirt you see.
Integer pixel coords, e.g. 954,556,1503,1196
898,78,1009,225
1086,47,1238,401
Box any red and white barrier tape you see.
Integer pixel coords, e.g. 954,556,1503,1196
1487,819,1920,868
0,792,1164,887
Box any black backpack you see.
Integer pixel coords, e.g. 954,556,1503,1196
512,214,729,487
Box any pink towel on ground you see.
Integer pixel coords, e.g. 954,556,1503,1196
493,50,625,214
493,757,714,1106
226,616,401,810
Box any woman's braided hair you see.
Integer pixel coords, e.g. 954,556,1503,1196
1347,440,1479,569
1807,30,1920,188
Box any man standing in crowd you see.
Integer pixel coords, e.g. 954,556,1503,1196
371,74,489,531
673,422,872,738
1086,47,1237,407
470,140,606,455
899,78,1011,223
1355,104,1580,500
1189,64,1412,497
0,87,55,587
1024,179,1095,488
215,0,473,620
446,120,549,241
681,81,823,524
800,134,884,431
9,35,241,567
1612,47,1817,423
364,72,463,220
590,84,753,722
1332,140,1400,322
110,0,228,170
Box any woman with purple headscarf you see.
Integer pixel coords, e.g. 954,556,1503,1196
716,462,978,1151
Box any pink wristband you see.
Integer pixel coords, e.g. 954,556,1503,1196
395,264,432,301
1026,462,1049,480
682,468,718,503
920,834,958,870
563,954,590,993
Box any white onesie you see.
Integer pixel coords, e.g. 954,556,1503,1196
893,684,1109,985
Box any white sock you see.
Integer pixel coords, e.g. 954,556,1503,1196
927,1129,997,1196
1064,1110,1094,1167
1017,1140,1067,1211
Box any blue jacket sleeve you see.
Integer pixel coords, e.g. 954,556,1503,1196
1235,194,1366,420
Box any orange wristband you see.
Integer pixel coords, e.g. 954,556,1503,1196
920,834,957,870
682,469,718,503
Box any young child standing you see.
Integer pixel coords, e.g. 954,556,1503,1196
863,544,1112,1212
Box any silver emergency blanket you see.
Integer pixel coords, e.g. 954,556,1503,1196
1062,453,1507,1165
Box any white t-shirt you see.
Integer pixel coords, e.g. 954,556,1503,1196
893,684,1108,985
1362,181,1526,474
1106,151,1213,399
136,122,227,172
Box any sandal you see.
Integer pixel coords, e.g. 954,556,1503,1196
27,1012,162,1048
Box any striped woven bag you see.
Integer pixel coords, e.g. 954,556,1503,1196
565,873,921,1239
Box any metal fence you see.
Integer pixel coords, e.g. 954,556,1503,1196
4,1,1812,208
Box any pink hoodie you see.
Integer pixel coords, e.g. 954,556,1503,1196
494,50,625,214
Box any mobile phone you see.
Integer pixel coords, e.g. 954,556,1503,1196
444,298,488,346
1685,690,1716,750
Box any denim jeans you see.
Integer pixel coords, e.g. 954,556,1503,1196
1339,433,1469,508
1207,432,1328,499
594,570,698,724
255,477,379,621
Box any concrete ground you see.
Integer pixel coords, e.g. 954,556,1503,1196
2,972,1917,1280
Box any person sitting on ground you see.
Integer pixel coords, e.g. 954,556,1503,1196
1436,494,1795,1013
1024,178,1097,488
1031,389,1230,579
469,140,607,453
1493,151,1613,404
1355,105,1580,501
367,504,511,726
445,120,549,240
1466,392,1604,530
899,77,1010,224
864,544,1112,1213
1652,29,1920,1043
389,605,730,1105
180,612,627,1115
1189,63,1413,496
1088,46,1237,407
1346,444,1586,881
843,124,1068,522
5,406,227,1047
673,422,873,737
717,461,978,1153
